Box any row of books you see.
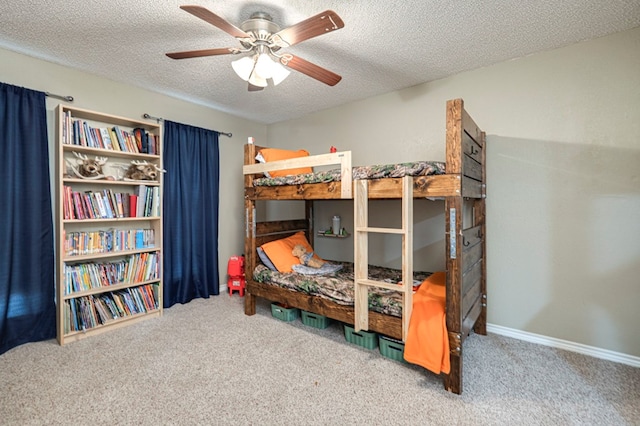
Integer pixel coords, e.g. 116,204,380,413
63,252,160,295
63,185,160,220
63,228,155,257
63,284,159,333
61,111,159,154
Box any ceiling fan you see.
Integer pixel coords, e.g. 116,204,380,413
166,5,344,91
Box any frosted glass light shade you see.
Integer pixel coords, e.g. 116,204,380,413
271,61,291,85
231,56,255,81
254,53,275,79
248,71,268,87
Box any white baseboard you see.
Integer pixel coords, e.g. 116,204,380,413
487,323,640,368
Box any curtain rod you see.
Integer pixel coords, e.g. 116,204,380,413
143,113,232,138
45,92,74,102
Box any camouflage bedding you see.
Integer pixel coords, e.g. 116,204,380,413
253,161,446,186
253,262,432,317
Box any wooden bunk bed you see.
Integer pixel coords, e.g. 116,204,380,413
242,98,486,394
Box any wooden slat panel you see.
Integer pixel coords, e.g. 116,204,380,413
460,297,483,341
462,130,482,163
462,225,483,248
462,278,481,320
461,176,483,198
463,154,482,182
462,240,483,274
462,107,483,147
473,196,487,336
461,258,483,297
256,219,308,235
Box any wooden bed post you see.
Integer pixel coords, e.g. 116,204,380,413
444,99,464,394
444,196,463,394
244,143,257,316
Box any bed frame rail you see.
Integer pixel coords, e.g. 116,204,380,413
243,143,353,198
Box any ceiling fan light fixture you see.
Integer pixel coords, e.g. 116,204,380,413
167,7,344,90
231,56,255,81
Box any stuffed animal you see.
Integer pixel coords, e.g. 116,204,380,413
67,152,108,179
292,244,325,268
123,160,166,181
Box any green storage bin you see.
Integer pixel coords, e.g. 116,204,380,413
344,324,378,349
379,335,407,363
301,311,331,329
271,303,299,322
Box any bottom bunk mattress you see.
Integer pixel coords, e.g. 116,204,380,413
252,262,432,317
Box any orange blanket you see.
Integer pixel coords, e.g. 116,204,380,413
403,271,450,374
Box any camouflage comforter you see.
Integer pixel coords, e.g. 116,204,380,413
253,262,432,317
253,161,446,186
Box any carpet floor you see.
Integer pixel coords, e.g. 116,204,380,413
1,295,638,425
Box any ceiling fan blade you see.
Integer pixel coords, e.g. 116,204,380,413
280,54,342,86
272,10,344,47
166,48,236,59
180,5,250,39
248,83,264,92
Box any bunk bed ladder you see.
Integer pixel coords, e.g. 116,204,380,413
354,176,413,341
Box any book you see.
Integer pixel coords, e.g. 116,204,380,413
99,128,114,150
108,128,122,151
112,126,131,152
129,194,138,217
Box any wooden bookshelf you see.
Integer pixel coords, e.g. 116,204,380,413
54,105,164,345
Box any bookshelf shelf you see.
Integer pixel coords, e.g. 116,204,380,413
62,178,161,186
61,310,162,344
62,278,162,300
55,105,164,345
63,216,160,224
317,231,351,238
63,247,160,262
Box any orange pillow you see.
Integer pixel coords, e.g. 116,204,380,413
260,231,323,273
258,148,312,177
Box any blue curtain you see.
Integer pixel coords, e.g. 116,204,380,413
163,120,220,307
0,83,55,354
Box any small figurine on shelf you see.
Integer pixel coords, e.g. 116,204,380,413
66,151,108,180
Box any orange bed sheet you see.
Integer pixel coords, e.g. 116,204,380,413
403,271,450,374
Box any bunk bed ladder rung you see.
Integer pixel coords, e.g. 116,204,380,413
354,176,413,341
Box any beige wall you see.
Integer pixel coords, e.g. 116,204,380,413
267,27,640,357
0,47,265,290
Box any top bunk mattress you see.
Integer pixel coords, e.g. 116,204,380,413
253,161,446,186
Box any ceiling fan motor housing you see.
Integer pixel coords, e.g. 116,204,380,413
240,12,280,46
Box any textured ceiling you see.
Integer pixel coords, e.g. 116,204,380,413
1,1,639,124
